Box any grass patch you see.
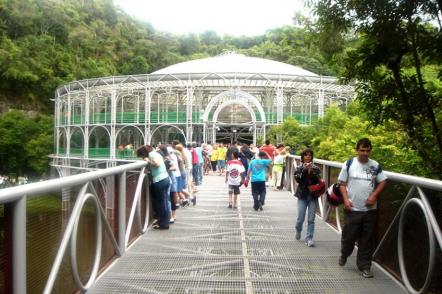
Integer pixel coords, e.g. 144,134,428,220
27,194,62,214
0,193,101,216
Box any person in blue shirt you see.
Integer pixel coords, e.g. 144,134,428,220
246,151,272,211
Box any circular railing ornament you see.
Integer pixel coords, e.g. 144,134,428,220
398,198,436,294
70,193,103,291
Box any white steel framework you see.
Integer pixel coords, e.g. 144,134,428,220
52,53,353,168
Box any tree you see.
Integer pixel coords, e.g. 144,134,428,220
314,0,442,178
0,110,53,179
269,104,429,177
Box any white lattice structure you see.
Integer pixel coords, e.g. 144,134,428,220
51,52,353,170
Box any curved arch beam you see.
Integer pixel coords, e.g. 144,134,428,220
212,100,257,123
149,124,186,144
89,125,111,139
203,89,266,123
115,125,145,145
69,127,85,139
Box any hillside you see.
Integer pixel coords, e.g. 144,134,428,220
0,0,336,113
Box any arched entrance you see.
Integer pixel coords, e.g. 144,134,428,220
149,125,186,146
213,102,255,144
203,90,266,145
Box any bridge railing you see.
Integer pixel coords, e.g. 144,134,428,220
0,161,151,294
285,155,442,294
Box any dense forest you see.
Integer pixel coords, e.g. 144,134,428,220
0,0,440,180
0,0,336,113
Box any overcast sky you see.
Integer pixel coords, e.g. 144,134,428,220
113,0,305,36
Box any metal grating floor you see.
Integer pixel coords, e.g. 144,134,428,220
87,176,405,294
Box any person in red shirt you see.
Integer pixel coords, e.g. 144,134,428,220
259,140,276,160
259,140,276,186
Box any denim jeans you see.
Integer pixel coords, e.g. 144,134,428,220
192,163,200,185
251,181,266,209
296,195,318,241
151,177,171,228
198,163,203,183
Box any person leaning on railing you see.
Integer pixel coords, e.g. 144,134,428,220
136,145,171,230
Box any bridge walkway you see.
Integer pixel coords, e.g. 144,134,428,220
87,175,405,293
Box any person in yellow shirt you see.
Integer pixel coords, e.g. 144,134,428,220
210,144,219,175
217,143,227,175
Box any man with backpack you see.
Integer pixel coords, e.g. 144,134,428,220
337,138,387,278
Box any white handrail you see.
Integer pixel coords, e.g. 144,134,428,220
286,155,442,294
287,154,442,191
0,161,147,203
0,160,150,294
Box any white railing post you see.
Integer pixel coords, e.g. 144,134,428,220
118,171,126,253
13,196,27,294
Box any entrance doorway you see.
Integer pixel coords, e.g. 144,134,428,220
215,125,254,144
212,103,255,144
202,90,267,145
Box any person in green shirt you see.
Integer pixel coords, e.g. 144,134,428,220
137,145,170,230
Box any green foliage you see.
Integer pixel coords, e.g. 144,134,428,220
0,0,438,180
313,0,442,178
269,103,430,177
0,110,53,178
0,0,341,112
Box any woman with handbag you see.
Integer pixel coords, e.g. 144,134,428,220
294,148,324,247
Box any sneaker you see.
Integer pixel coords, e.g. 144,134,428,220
361,269,373,278
228,204,232,208
259,204,263,211
169,218,175,224
338,256,347,266
295,230,301,240
306,239,315,247
181,200,190,207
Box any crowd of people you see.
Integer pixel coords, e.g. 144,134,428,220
137,137,387,279
136,139,291,229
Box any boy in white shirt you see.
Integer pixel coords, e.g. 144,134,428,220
225,150,245,209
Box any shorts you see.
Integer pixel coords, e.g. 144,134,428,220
169,173,178,192
218,160,226,168
176,176,184,192
180,172,187,189
228,185,240,195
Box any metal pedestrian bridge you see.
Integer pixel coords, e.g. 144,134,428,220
0,156,441,293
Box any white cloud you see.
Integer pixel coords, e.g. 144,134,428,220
113,0,305,36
